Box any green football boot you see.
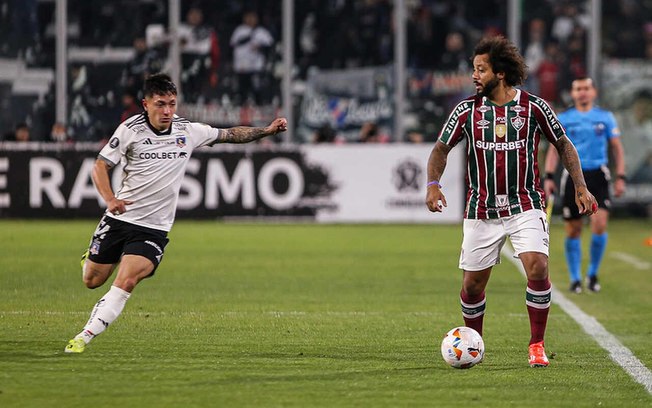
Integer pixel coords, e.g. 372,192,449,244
64,338,86,354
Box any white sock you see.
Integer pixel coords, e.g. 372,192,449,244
76,285,131,344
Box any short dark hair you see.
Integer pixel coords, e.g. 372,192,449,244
474,36,527,86
571,76,594,86
143,73,177,98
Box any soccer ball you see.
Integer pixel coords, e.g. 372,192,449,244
440,326,485,369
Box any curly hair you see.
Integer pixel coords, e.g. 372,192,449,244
473,36,527,86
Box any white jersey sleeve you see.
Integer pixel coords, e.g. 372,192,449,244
98,124,133,167
188,121,225,148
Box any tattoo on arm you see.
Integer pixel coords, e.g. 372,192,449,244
428,141,452,182
220,126,271,144
553,136,586,189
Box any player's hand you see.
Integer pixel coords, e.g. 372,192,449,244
426,185,447,213
575,186,597,216
543,179,556,198
107,197,133,216
266,118,288,135
614,178,626,198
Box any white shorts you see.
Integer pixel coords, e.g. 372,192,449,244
458,209,549,271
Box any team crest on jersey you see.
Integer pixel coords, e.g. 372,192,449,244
477,119,490,129
176,136,186,148
593,122,606,136
495,124,507,138
511,116,525,131
477,105,491,113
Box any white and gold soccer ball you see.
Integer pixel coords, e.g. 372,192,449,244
440,326,485,369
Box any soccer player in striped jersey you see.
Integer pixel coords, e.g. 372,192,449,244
64,73,287,353
544,77,626,294
425,36,598,367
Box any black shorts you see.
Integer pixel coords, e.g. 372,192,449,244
561,167,611,220
87,215,169,274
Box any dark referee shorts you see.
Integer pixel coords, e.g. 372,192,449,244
86,215,169,275
560,166,611,220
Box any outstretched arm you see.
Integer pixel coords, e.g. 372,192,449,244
551,135,597,215
219,118,288,143
426,141,452,213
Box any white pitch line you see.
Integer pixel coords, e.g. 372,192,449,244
611,251,651,270
502,245,652,395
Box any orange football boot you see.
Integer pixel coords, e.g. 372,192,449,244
528,341,550,367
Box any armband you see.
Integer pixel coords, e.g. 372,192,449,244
427,180,442,188
616,174,627,181
545,172,555,181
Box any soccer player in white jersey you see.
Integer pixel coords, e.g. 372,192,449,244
425,37,598,367
65,73,287,353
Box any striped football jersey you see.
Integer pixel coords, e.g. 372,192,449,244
438,89,566,219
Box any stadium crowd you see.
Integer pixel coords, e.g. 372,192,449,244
0,0,652,142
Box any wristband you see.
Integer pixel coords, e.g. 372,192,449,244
617,174,627,181
427,180,442,188
545,172,555,181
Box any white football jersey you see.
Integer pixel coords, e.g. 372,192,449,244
98,113,223,231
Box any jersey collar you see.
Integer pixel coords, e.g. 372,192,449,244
144,113,173,136
482,89,521,107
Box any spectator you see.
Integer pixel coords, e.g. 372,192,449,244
179,7,220,103
356,0,390,66
407,5,440,69
120,89,142,123
406,130,424,144
358,122,389,143
537,41,561,106
9,0,39,60
6,123,31,142
230,10,274,105
551,3,581,45
49,122,69,143
122,37,164,95
524,18,547,94
439,32,469,72
312,124,336,144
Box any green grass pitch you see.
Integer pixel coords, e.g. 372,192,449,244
0,219,650,407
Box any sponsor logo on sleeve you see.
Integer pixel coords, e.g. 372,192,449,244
109,137,120,148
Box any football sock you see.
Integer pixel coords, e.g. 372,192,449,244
587,233,608,278
460,289,486,336
564,237,582,282
76,285,131,344
526,278,551,345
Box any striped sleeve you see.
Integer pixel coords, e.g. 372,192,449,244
531,96,566,143
437,100,472,147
